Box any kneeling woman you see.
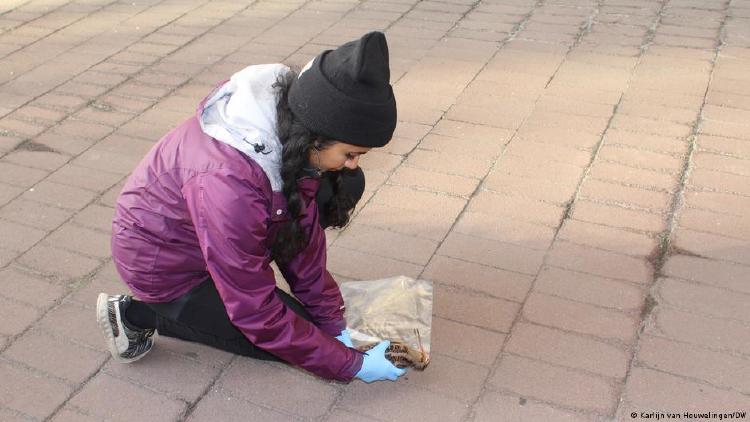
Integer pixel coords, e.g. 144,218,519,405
98,32,405,383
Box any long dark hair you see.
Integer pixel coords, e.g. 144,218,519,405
270,69,357,265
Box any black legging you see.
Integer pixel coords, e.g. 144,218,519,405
124,168,365,360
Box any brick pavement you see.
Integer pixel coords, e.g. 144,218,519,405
1,0,749,421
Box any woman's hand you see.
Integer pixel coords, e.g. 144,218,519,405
355,340,407,383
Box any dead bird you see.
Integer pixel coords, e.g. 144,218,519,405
356,329,430,370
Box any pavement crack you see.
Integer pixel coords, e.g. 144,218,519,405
652,0,732,273
88,100,114,112
178,355,238,422
645,231,671,276
13,140,57,152
614,0,735,417
639,293,659,322
554,96,623,233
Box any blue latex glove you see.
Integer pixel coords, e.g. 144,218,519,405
335,329,354,348
355,340,407,383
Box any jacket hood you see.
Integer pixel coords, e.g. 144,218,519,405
199,64,291,192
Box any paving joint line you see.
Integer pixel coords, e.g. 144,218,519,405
381,0,634,420
0,354,78,389
0,0,110,62
39,318,115,422
642,331,750,362
283,0,426,70
502,349,627,382
0,0,176,89
0,404,36,422
270,0,433,243
208,4,457,417
0,0,215,160
403,0,546,288
447,0,703,419
580,0,678,416
326,2,533,417
41,0,319,417
440,0,485,35
0,255,112,356
0,1,332,419
612,0,737,418
591,157,687,176
84,362,192,402
51,404,104,421
1,0,311,226
186,358,316,422
482,384,615,422
0,254,109,421
694,147,750,161
573,194,669,214
178,354,239,422
0,0,34,18
3,0,745,419
431,280,525,302
112,0,448,418
649,296,750,326
92,346,233,403
0,0,226,275
321,0,483,242
290,0,464,234
629,363,750,399
574,176,678,193
636,0,734,349
510,316,640,350
676,225,750,243
330,0,481,238
436,0,610,251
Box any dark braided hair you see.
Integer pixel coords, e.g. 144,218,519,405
270,69,358,265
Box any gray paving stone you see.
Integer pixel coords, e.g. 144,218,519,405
0,266,64,308
187,390,297,422
0,198,74,230
3,328,108,383
69,373,187,422
217,359,338,419
0,361,73,420
18,244,101,280
102,346,221,402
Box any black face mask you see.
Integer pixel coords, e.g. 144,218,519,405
301,155,323,178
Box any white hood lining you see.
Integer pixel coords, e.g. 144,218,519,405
199,63,292,192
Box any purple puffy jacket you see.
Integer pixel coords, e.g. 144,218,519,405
111,96,363,381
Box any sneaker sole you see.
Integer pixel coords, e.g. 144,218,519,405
96,293,148,364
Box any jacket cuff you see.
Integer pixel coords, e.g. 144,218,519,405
338,349,365,381
317,317,347,337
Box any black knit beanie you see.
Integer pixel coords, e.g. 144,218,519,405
288,31,397,148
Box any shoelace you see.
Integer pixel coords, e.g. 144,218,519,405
139,328,155,341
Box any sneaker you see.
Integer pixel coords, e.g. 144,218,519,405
96,293,155,363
